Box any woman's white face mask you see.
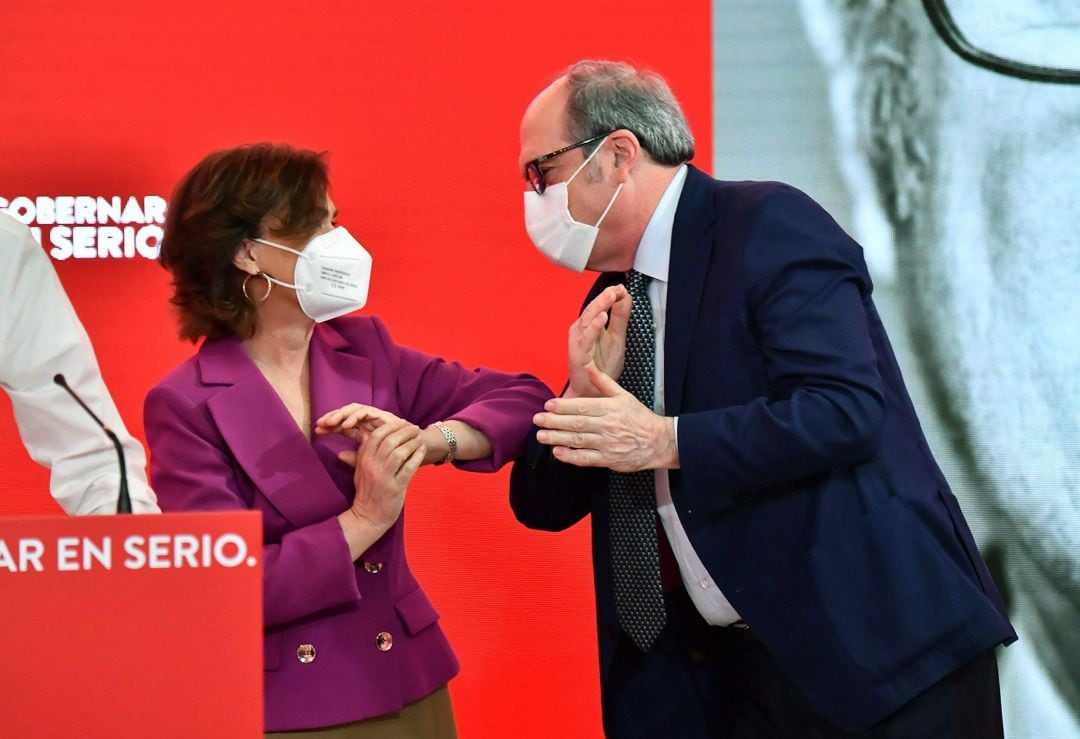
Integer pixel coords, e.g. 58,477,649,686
251,226,372,322
523,136,624,273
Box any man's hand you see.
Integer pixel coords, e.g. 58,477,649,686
567,285,631,399
535,364,679,472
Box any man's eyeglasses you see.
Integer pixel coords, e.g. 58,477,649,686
922,0,1080,84
524,131,616,195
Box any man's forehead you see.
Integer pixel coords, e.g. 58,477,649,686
519,77,572,164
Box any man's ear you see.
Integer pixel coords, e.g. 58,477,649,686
232,241,260,275
610,129,641,178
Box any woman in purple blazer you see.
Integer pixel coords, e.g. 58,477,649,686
144,143,551,736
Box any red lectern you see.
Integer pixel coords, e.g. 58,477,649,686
0,511,263,738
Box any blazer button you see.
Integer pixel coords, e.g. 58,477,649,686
364,561,384,574
296,643,316,664
375,632,393,652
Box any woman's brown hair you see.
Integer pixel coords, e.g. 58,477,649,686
160,143,330,342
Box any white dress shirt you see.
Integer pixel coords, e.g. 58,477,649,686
632,165,742,626
0,212,158,514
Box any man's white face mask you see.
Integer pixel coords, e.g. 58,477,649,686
523,136,624,272
251,226,372,322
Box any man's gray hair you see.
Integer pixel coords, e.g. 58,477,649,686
563,60,695,166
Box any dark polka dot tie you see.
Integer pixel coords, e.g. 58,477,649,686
608,269,666,651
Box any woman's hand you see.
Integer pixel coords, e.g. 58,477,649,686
348,417,423,529
318,403,438,468
317,403,492,469
337,417,424,560
315,403,399,443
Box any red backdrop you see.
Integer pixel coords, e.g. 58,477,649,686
0,1,711,735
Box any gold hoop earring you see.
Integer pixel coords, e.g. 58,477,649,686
242,273,272,302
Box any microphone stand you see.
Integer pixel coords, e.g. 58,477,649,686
53,374,132,514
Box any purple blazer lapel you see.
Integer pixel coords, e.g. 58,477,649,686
308,323,375,493
197,337,357,528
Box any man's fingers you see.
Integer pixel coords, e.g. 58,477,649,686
551,445,606,467
536,429,600,449
578,285,621,328
577,285,630,336
571,312,608,364
533,411,601,432
337,450,358,467
587,362,626,398
607,290,632,338
539,394,611,418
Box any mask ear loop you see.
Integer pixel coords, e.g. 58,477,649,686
566,135,610,186
594,182,625,228
242,273,273,302
564,135,623,228
247,237,306,293
249,237,303,290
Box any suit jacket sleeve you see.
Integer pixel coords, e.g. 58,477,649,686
145,383,361,627
507,273,622,532
676,187,886,514
509,432,603,531
369,317,553,472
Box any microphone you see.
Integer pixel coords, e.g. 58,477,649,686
53,373,132,514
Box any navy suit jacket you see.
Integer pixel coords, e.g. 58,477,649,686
509,165,1016,731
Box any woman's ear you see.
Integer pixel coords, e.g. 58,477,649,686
232,241,260,275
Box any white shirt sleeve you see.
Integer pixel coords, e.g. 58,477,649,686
0,213,159,514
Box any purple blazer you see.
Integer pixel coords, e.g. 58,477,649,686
144,316,551,732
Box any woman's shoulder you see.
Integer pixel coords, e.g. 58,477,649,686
143,353,203,421
150,352,200,392
147,336,235,403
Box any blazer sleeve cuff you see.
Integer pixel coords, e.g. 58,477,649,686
263,517,362,626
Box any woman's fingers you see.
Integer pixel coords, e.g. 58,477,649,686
358,418,404,459
391,437,424,475
376,424,421,472
359,418,416,467
315,403,363,428
399,444,425,479
316,403,397,434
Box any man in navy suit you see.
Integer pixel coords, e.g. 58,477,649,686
510,60,1016,737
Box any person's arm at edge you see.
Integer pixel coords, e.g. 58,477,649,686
0,216,158,514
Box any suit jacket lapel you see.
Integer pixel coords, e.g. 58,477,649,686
198,332,367,528
665,165,717,415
